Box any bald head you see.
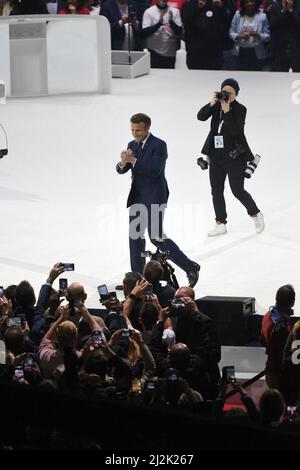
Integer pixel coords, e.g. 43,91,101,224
175,287,195,300
66,283,87,302
168,342,191,369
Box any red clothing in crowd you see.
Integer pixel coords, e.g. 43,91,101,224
260,309,293,374
58,8,90,14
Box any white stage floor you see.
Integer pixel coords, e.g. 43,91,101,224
1,68,300,314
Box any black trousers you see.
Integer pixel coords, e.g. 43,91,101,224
149,50,176,69
209,156,260,224
129,204,192,274
186,50,223,70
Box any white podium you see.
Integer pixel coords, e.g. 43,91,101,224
0,15,111,97
112,51,150,79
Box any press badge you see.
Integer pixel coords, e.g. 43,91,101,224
214,135,224,148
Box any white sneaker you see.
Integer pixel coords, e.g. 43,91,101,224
208,223,227,237
253,212,265,234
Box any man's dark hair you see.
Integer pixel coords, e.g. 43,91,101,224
240,0,260,16
141,302,159,330
84,350,108,378
123,272,143,293
4,285,17,311
275,284,295,313
15,281,35,309
144,260,163,284
259,389,285,425
130,113,151,128
4,326,25,356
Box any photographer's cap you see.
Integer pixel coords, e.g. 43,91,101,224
221,78,240,96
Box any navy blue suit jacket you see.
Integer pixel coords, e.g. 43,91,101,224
100,0,140,50
116,133,169,208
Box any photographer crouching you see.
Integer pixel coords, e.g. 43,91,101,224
197,78,264,237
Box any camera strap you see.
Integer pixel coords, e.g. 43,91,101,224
217,108,224,135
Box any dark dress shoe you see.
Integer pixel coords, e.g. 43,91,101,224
186,262,200,288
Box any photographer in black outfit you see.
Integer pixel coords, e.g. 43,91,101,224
197,78,264,237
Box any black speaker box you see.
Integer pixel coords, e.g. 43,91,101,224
196,296,256,346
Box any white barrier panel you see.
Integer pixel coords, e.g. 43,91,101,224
0,15,111,97
0,81,5,104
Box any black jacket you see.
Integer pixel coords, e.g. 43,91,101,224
197,100,254,162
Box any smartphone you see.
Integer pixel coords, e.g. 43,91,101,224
144,284,153,297
145,380,156,391
8,317,22,327
0,286,3,298
62,263,75,272
167,368,177,381
92,332,103,345
59,278,68,291
287,406,297,415
122,329,131,337
97,284,109,301
223,366,235,383
23,354,34,367
14,366,24,381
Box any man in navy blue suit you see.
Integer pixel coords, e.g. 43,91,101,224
116,113,200,287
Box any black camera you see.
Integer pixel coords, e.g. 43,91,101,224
197,157,208,170
168,298,186,317
229,144,245,160
143,247,179,291
216,90,229,102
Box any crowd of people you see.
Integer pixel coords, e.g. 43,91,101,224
0,0,299,71
1,261,300,448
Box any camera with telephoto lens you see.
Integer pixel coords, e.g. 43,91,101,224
197,157,208,170
216,90,229,102
244,154,261,179
143,246,179,291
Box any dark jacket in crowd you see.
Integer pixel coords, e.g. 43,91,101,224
182,0,228,56
100,0,142,50
270,2,300,71
175,311,221,395
12,283,53,345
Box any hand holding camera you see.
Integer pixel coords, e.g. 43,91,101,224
210,91,218,107
168,298,186,318
179,296,198,316
130,279,150,299
220,99,230,114
47,262,66,284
